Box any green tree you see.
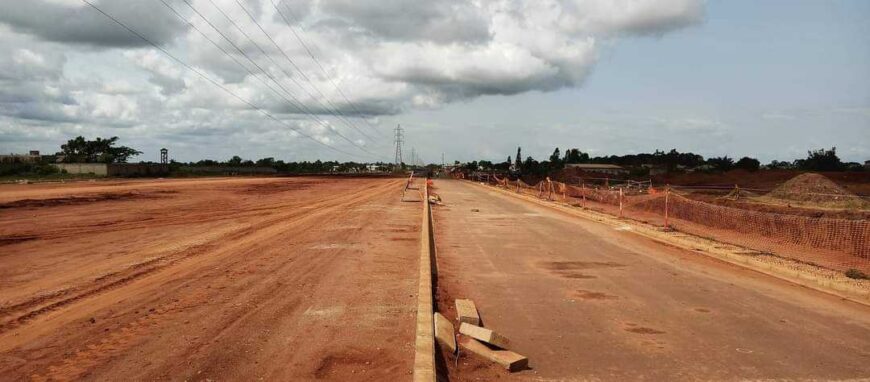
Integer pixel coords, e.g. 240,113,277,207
795,147,844,171
514,147,522,171
549,147,563,170
707,156,734,172
61,136,142,163
766,160,793,170
256,157,276,166
228,156,243,166
494,158,511,171
563,148,589,164
522,156,539,175
734,156,760,171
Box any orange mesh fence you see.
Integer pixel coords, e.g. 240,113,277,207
484,178,869,273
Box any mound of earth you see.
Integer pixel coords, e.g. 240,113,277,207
768,173,861,204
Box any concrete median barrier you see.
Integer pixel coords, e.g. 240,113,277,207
413,181,436,382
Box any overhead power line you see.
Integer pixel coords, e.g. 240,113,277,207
228,0,377,142
203,0,373,144
269,0,384,137
161,0,375,158
80,0,368,160
158,0,306,118
174,0,384,158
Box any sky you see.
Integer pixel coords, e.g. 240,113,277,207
0,0,867,164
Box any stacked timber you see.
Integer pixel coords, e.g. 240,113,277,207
432,298,529,372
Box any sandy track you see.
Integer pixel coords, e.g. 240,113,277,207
0,177,420,381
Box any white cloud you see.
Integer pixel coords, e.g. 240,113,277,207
0,0,704,160
125,50,186,96
557,0,704,35
0,0,186,47
12,48,47,67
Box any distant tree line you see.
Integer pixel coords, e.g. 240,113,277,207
466,146,863,176
5,135,865,179
3,136,404,177
176,156,398,174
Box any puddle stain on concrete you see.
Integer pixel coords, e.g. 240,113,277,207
538,260,626,279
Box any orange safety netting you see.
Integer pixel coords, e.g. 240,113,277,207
486,178,870,273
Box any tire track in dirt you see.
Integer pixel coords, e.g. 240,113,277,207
0,180,401,335
1,195,320,242
0,179,346,245
13,179,409,381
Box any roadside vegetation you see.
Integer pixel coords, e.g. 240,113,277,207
2,135,408,181
462,146,864,181
845,268,868,280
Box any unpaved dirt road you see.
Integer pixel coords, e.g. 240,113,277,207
0,176,420,381
433,180,870,381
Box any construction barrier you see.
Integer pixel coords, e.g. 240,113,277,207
488,178,870,273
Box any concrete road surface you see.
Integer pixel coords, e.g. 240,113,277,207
433,179,870,381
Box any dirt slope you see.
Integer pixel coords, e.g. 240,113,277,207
768,173,865,207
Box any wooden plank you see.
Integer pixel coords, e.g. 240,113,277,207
460,337,528,372
459,323,510,349
434,312,456,354
455,299,480,326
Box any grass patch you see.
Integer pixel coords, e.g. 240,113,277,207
0,173,101,183
844,268,869,280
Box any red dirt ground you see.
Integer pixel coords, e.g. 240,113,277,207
654,169,870,195
683,192,870,219
0,176,421,381
554,169,870,218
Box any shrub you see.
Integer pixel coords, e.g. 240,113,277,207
845,268,868,280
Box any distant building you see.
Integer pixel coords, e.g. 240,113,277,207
641,164,668,176
0,150,43,164
53,163,170,177
565,163,627,176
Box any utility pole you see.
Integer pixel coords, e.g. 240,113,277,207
411,147,416,168
441,153,445,168
393,124,404,167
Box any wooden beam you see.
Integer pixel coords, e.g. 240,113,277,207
434,312,456,354
460,337,528,372
455,299,480,326
459,323,510,349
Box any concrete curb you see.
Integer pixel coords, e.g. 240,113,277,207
472,181,870,306
413,182,436,382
